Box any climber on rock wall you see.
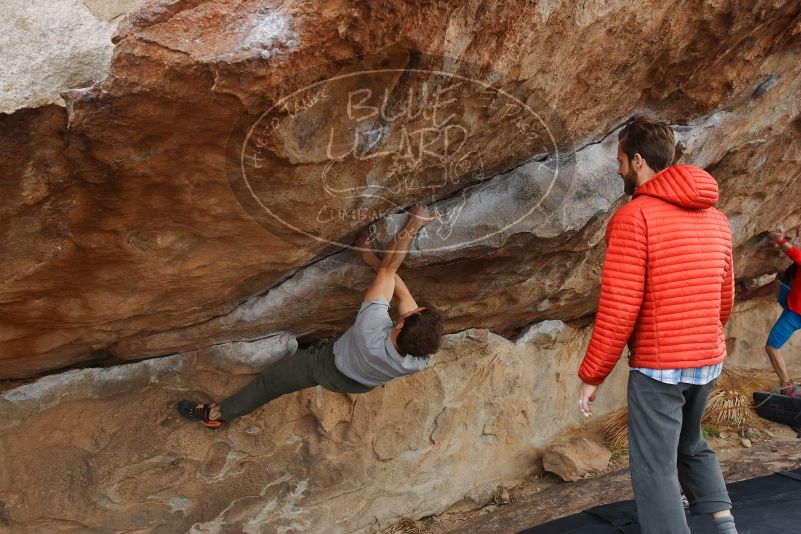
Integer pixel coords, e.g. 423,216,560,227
177,204,443,428
764,229,801,394
575,117,739,534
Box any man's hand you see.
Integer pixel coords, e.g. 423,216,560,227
410,204,434,222
356,229,382,269
405,204,437,234
358,228,419,312
769,229,793,253
356,229,372,251
363,205,433,303
769,231,785,244
578,382,598,418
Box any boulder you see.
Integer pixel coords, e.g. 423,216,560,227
543,437,612,482
2,0,801,531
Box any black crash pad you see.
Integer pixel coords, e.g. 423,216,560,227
521,468,801,533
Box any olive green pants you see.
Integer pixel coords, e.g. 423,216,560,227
219,339,374,421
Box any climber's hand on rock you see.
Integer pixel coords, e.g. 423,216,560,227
356,229,372,249
578,382,598,418
356,228,382,270
408,204,436,227
768,231,785,244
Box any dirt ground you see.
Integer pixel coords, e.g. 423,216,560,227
382,418,800,534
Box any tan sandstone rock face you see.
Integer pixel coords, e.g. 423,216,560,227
0,319,629,532
0,298,798,532
0,0,139,114
2,1,801,530
1,0,800,378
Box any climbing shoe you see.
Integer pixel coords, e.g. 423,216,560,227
176,400,225,429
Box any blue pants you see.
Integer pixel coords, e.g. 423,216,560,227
768,306,801,350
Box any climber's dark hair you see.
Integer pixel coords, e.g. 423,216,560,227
397,305,443,357
618,116,676,172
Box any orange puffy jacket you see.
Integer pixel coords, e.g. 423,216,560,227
578,165,734,386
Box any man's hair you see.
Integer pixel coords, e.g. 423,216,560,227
397,306,443,357
618,116,676,172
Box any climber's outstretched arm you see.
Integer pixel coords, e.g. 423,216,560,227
361,205,433,305
357,231,419,315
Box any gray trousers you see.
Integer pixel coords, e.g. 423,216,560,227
219,339,374,421
627,371,732,533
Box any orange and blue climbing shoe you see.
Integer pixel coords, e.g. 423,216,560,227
177,400,225,429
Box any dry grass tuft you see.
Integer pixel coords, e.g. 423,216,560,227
602,366,785,450
603,408,629,450
381,518,422,534
716,366,778,393
702,388,761,429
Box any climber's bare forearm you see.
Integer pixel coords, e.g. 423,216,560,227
358,241,418,311
379,220,423,272
359,246,382,270
393,275,419,315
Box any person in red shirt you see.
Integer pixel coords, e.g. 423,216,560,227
766,230,801,394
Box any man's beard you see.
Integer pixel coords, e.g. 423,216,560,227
622,169,638,195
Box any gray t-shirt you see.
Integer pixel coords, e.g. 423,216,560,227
333,298,431,387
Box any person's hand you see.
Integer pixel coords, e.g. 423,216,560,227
356,228,383,270
579,382,598,418
768,231,785,244
356,228,372,250
408,204,437,227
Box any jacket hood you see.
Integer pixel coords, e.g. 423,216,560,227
633,165,719,209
